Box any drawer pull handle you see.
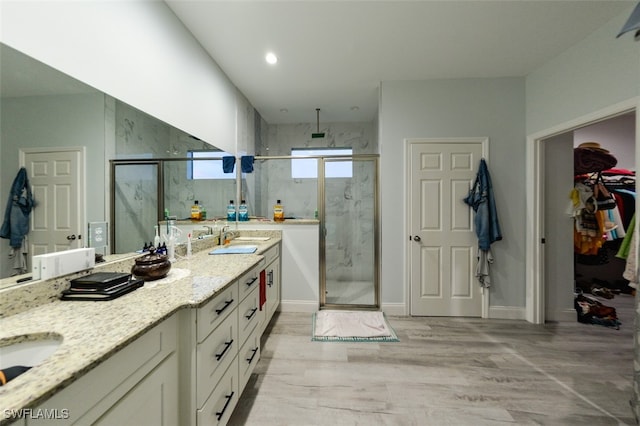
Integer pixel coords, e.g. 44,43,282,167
268,270,274,287
246,347,259,364
215,299,234,315
245,307,258,320
245,276,258,287
215,391,235,421
215,339,234,361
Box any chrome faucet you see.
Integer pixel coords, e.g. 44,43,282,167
220,225,230,245
202,225,214,235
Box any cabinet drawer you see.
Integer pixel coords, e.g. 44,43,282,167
238,286,260,345
197,281,238,343
197,357,239,426
238,328,260,394
196,312,238,408
238,260,265,302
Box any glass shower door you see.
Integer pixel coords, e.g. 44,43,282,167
112,162,160,254
320,157,379,309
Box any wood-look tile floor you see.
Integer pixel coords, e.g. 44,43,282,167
229,294,636,426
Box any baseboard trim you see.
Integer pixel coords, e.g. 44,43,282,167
279,300,318,313
280,302,530,320
488,305,526,320
546,309,577,323
381,303,406,316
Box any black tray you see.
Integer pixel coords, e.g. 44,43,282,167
70,272,131,289
61,279,143,301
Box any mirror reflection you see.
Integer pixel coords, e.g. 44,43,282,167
0,42,377,290
0,43,223,285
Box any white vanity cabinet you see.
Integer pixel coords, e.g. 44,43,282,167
235,260,264,397
27,314,178,425
192,281,240,426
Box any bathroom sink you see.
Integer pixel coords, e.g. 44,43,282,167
0,334,63,370
233,236,271,242
209,245,258,255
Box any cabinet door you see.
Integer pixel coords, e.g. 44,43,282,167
27,316,177,425
265,258,280,323
95,353,178,426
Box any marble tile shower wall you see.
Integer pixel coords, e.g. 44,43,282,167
247,121,377,281
114,101,231,250
113,101,377,273
248,121,376,217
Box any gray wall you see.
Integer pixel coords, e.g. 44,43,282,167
574,113,636,171
379,77,526,309
525,6,639,135
0,93,106,276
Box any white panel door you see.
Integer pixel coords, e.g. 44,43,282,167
22,148,84,257
409,140,486,316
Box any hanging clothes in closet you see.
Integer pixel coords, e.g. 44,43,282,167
571,143,622,257
572,142,636,298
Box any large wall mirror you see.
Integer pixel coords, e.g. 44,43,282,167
0,43,225,286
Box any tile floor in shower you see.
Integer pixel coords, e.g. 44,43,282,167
229,293,636,425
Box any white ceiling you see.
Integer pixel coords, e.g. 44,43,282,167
166,0,633,124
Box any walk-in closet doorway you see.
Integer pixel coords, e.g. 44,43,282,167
541,109,636,323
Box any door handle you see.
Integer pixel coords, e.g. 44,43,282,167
66,234,76,241
413,235,421,242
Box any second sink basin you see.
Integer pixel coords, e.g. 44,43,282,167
209,245,258,255
0,333,63,370
234,236,271,242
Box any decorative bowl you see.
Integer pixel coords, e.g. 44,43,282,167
131,247,171,281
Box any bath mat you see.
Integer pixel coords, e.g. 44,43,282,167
312,310,399,342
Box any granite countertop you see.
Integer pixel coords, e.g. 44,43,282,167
0,234,281,417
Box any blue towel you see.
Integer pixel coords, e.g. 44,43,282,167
241,156,254,173
222,156,235,173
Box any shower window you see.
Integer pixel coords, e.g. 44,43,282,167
188,150,234,180
291,148,352,178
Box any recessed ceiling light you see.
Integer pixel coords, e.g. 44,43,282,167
350,106,360,111
265,52,278,65
280,108,288,113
